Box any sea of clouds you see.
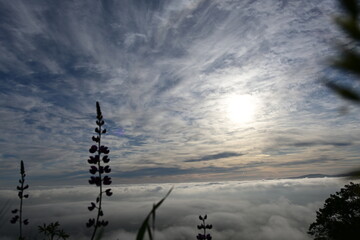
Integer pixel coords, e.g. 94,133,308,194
0,177,353,240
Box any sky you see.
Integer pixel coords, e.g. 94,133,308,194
0,178,353,240
2,1,360,239
1,0,360,186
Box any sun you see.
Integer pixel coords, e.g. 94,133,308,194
225,95,257,123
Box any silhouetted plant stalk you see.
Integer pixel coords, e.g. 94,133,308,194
10,160,29,240
87,102,112,240
197,215,212,240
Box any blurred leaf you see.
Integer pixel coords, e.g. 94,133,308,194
326,81,360,102
136,187,173,240
338,0,358,19
331,47,360,77
334,16,360,41
94,228,104,240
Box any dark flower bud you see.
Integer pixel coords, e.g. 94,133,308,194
17,186,21,191
204,214,207,220
18,192,22,198
88,202,96,211
105,189,112,196
88,155,100,164
86,218,95,228
197,225,202,229
99,166,104,174
96,102,102,116
103,176,112,185
89,176,100,185
197,234,204,240
102,220,108,226
96,197,100,203
95,177,101,186
89,166,97,175
23,219,29,225
96,120,104,126
11,209,18,214
206,234,212,240
24,194,29,198
102,156,110,163
102,129,107,134
99,210,103,216
88,157,95,164
104,165,111,173
199,215,203,220
20,160,25,175
100,146,110,154
23,184,29,190
89,145,97,153
89,177,95,184
92,136,100,142
19,179,23,184
95,127,100,133
10,216,19,224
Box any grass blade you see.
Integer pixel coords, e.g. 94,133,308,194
136,187,173,240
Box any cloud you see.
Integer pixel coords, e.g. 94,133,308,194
0,0,360,186
289,141,353,148
0,178,349,240
184,151,244,162
115,166,240,178
274,156,340,167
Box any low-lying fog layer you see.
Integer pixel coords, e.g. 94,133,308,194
0,177,352,240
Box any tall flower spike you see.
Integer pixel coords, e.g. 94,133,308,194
197,215,212,240
11,160,29,240
87,102,112,240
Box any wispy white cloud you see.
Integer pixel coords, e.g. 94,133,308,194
0,0,360,185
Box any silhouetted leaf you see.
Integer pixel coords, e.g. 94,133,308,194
326,81,360,102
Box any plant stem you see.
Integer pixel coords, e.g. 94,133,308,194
91,124,102,240
19,164,24,240
202,219,206,237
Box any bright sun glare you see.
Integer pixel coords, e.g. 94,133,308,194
226,95,257,124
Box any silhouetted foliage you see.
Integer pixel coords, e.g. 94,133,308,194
197,215,212,240
38,222,69,240
87,102,112,240
308,182,360,240
10,160,29,240
324,0,360,178
136,187,173,240
325,0,360,104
